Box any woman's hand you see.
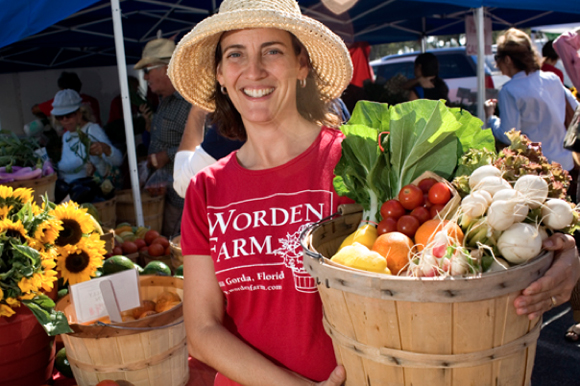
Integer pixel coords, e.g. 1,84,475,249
89,142,112,157
484,99,497,118
514,233,580,320
315,366,346,386
417,75,436,88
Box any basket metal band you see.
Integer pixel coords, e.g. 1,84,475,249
66,337,187,372
322,316,541,369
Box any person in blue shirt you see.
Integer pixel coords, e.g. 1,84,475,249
485,28,578,172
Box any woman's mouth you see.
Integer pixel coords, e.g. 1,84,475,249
242,88,274,98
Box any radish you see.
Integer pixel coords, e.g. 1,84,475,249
461,192,489,218
475,176,512,197
541,199,574,230
487,200,518,231
469,165,502,190
497,223,543,264
492,189,529,222
514,175,549,209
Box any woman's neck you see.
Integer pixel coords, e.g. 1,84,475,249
237,115,321,170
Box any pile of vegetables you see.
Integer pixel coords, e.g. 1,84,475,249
0,131,54,183
329,100,579,278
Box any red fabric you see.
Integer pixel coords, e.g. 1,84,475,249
38,93,102,124
181,128,351,385
348,41,374,87
541,63,564,84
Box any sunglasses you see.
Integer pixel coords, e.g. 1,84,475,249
494,54,504,62
55,111,78,121
143,64,166,75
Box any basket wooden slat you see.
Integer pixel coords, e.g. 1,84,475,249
93,196,116,230
55,275,188,386
301,210,552,386
116,189,164,232
2,173,57,204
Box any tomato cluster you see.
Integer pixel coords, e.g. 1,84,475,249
378,177,452,238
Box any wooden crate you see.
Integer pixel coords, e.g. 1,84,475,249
116,189,164,232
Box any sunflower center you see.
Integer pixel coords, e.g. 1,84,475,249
5,229,24,242
65,251,90,273
55,219,83,246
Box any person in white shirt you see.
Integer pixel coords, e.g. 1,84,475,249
485,28,579,172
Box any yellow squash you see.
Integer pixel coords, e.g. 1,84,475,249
331,242,391,274
338,223,378,251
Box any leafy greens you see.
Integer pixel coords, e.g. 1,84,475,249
333,100,496,224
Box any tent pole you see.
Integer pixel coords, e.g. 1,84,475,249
421,17,427,53
110,0,145,227
476,6,486,121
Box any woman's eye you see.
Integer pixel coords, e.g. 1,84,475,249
267,49,282,55
226,52,241,59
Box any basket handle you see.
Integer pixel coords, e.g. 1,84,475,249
95,318,184,330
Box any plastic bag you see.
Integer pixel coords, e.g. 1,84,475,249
145,168,172,197
138,160,150,188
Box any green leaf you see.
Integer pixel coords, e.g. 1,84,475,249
449,107,496,153
23,296,73,336
348,100,390,131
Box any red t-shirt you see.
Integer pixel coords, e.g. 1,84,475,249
541,63,564,84
181,127,351,385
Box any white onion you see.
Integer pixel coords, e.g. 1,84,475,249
476,176,512,197
469,165,502,190
541,199,574,230
497,223,543,264
514,175,549,209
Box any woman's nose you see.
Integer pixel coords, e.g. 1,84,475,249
245,56,266,79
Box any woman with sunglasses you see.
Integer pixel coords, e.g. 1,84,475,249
485,28,578,171
52,89,122,189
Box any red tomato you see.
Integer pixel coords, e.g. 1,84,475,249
417,177,438,194
428,182,451,205
152,237,170,249
134,239,147,249
121,241,138,255
423,194,432,209
377,217,398,235
410,206,431,224
398,185,424,210
144,230,160,245
430,204,446,219
396,215,420,238
148,243,165,257
139,246,149,253
112,246,123,255
380,199,407,220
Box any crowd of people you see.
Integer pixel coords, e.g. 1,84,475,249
23,1,580,382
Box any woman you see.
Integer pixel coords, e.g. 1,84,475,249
405,52,449,102
168,2,580,385
485,28,579,171
52,89,123,195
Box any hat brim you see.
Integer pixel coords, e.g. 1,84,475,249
134,57,171,70
51,105,80,116
168,9,353,112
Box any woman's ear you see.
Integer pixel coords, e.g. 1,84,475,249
216,63,224,85
297,50,310,80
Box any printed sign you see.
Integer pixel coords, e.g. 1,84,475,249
465,15,492,55
69,269,140,324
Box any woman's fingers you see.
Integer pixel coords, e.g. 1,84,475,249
319,366,346,386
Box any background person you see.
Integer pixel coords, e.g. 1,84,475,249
52,89,122,202
541,40,565,83
485,28,578,172
134,37,191,237
403,52,449,102
554,27,580,89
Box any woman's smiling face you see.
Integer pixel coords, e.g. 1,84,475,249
216,28,309,126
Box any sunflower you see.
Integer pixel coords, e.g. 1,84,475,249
0,218,27,241
0,287,3,302
56,236,104,285
0,304,15,318
0,204,13,218
50,203,94,248
18,275,40,294
0,185,13,200
34,218,64,245
11,188,34,205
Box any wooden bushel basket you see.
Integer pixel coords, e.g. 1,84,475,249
55,276,189,386
116,189,164,233
300,207,553,386
2,172,57,204
93,196,117,230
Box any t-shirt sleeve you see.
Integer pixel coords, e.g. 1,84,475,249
180,174,211,256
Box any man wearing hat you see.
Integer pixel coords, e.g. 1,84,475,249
134,38,191,237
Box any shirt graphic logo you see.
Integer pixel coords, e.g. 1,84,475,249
274,224,317,293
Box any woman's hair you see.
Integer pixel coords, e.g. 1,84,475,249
209,32,341,141
78,106,96,123
542,40,559,61
496,28,541,74
415,53,439,77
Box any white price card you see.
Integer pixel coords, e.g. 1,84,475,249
69,269,141,324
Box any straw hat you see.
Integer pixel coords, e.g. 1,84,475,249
134,38,176,70
168,0,353,112
51,89,82,116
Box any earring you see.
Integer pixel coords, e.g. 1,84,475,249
299,78,307,88
220,86,227,95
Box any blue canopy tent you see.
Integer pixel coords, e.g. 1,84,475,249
1,0,579,223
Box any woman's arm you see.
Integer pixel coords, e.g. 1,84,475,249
87,124,123,166
183,255,345,386
487,88,519,144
